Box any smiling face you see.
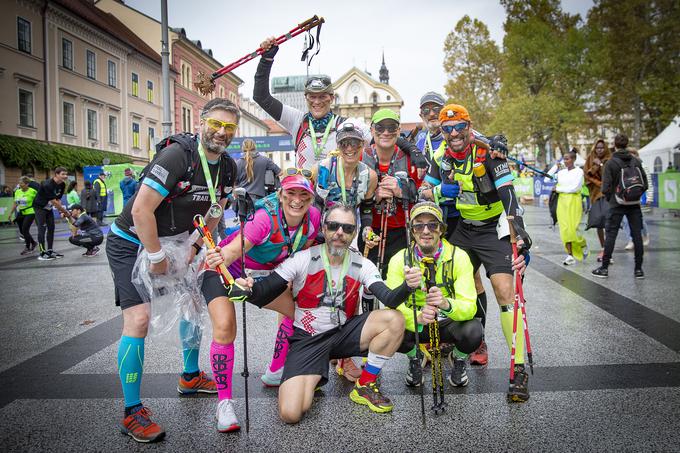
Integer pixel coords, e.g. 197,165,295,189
323,207,356,256
412,213,441,254
305,92,333,119
441,120,471,153
279,187,313,222
420,102,442,133
338,138,364,165
371,119,400,150
200,108,238,154
55,171,69,184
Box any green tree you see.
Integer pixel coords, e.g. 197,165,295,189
586,0,680,146
443,16,502,132
491,0,589,165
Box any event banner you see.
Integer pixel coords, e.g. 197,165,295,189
658,172,680,209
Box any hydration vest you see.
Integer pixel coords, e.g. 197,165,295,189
246,193,313,265
294,246,364,319
316,154,371,208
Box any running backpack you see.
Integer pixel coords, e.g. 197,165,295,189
137,133,200,200
614,158,644,205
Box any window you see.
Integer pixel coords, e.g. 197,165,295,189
285,153,290,161
18,89,34,127
62,39,73,69
86,50,96,79
131,73,139,97
219,86,225,98
654,157,663,173
147,80,153,102
353,96,358,104
63,102,74,135
386,95,391,101
87,109,97,140
107,61,117,87
132,122,140,148
148,127,155,150
181,105,192,132
372,93,378,104
108,115,118,144
17,18,31,53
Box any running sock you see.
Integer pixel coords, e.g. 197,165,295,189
117,336,145,410
500,305,525,365
269,316,294,373
359,351,390,386
210,341,235,401
476,292,487,328
179,318,201,374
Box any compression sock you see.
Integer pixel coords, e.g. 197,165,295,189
117,336,144,410
500,304,525,365
476,292,487,328
269,316,294,373
210,341,234,401
179,318,201,377
359,351,390,385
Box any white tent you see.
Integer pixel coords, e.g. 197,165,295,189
639,116,680,173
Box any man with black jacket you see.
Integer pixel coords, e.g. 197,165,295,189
592,133,648,279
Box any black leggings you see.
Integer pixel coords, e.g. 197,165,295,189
398,318,483,355
34,208,55,252
69,234,103,251
16,213,36,248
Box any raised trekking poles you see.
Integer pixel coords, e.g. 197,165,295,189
507,216,535,385
234,187,255,432
194,15,324,95
422,257,447,414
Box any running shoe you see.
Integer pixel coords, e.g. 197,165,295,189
507,364,529,403
120,406,165,443
562,255,576,266
336,358,362,383
261,366,283,387
90,247,99,256
405,356,424,387
469,341,488,366
37,252,55,261
448,357,469,387
634,268,645,279
20,248,32,255
29,242,36,252
177,371,217,394
216,399,240,433
625,241,634,251
349,381,394,413
643,235,650,247
591,266,609,278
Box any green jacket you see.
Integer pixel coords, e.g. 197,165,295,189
385,239,477,332
14,187,38,216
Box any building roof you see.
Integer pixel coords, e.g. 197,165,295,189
263,119,288,135
55,0,162,65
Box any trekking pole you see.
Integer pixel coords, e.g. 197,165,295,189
193,215,235,287
377,199,389,273
422,257,446,414
194,15,324,94
233,187,254,432
507,216,534,375
401,190,426,425
362,230,376,257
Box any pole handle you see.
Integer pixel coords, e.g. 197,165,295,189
507,215,517,244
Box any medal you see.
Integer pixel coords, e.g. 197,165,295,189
207,203,223,219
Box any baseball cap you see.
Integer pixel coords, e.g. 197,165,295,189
439,104,471,123
280,174,314,194
410,201,444,224
336,122,365,143
419,92,446,107
371,108,400,124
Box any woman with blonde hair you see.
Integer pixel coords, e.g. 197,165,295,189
235,138,281,200
584,138,611,261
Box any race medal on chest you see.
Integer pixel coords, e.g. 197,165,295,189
207,202,223,220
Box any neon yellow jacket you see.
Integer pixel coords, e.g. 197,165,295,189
385,239,477,332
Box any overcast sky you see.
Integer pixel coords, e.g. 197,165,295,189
127,0,593,123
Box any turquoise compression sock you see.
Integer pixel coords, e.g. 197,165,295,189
179,318,201,374
117,336,144,408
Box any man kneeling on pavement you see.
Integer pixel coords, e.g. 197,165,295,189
225,203,427,423
387,202,482,388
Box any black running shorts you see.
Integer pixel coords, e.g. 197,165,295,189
106,232,144,309
281,311,370,386
450,221,513,276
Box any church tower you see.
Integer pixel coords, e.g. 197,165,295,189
379,51,389,85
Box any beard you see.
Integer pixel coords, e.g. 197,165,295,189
201,130,229,154
419,243,436,255
327,244,347,256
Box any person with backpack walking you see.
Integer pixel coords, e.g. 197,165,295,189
592,134,648,279
105,98,238,443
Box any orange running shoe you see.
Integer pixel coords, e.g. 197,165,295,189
120,406,165,443
177,371,217,394
336,358,362,382
469,341,488,366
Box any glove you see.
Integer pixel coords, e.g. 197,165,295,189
509,216,532,254
227,282,252,303
261,43,279,59
438,181,460,199
489,134,508,156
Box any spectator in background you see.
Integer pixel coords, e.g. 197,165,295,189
623,148,650,249
33,167,70,260
584,139,611,262
120,168,137,207
93,172,108,226
66,180,80,207
66,204,103,257
80,180,99,218
9,176,38,255
0,185,12,197
549,150,587,265
235,138,281,201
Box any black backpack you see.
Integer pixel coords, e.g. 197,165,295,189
614,158,644,205
137,133,200,201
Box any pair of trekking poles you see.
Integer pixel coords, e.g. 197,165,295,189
193,188,255,432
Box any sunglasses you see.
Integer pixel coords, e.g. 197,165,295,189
420,106,442,116
441,122,469,135
374,123,399,134
412,222,440,233
324,221,356,235
205,118,237,132
339,139,363,149
284,167,313,179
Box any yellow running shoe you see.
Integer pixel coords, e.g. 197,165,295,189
349,381,394,413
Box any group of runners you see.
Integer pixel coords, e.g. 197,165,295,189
106,37,532,443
